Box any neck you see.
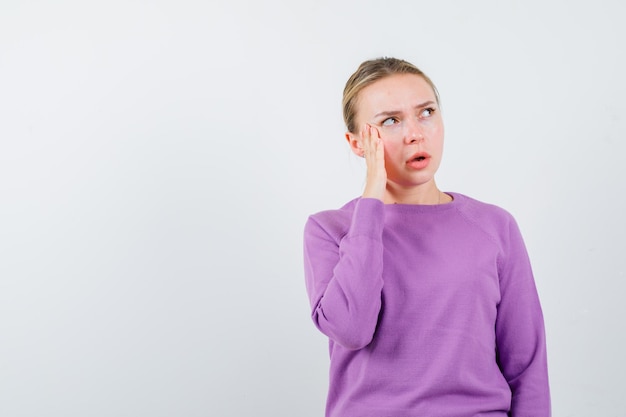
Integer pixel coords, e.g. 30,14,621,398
383,181,443,205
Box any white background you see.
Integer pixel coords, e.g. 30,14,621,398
1,1,625,416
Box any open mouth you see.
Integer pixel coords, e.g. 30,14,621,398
408,152,430,163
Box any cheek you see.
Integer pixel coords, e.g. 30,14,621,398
431,119,444,136
382,141,403,161
427,123,444,145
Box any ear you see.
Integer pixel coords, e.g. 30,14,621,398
345,131,364,157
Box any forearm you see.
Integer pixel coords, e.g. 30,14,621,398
303,198,385,350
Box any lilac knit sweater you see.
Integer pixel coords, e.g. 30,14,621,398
303,193,550,417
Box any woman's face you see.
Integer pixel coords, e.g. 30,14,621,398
348,73,444,190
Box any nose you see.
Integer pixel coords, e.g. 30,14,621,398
404,117,424,144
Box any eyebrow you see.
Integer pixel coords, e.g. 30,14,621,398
373,101,437,118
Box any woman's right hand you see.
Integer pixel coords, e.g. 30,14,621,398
361,124,387,201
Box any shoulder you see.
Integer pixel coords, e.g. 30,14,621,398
304,197,360,240
451,193,514,221
450,192,520,241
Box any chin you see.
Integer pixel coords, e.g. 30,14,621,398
408,171,436,183
390,176,436,188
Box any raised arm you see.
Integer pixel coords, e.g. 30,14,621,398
303,198,385,350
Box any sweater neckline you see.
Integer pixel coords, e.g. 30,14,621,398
363,192,463,214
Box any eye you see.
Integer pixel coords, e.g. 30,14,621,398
420,107,435,118
381,117,398,126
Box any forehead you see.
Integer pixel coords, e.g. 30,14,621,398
357,74,436,115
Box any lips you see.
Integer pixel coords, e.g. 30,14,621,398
406,152,431,169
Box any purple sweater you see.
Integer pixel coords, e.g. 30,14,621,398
303,193,550,417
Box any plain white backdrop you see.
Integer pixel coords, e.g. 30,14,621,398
1,1,625,416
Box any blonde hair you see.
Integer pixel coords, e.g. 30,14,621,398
342,57,440,134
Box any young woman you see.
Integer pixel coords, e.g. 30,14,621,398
303,58,550,416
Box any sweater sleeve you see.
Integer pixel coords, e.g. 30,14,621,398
303,198,385,350
495,216,551,417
